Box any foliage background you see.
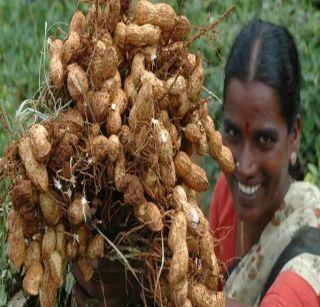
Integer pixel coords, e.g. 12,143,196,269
0,0,319,304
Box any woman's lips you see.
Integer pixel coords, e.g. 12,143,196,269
235,179,261,199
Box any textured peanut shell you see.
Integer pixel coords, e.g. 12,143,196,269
78,258,94,281
189,283,225,307
107,0,121,33
60,108,84,135
42,227,56,259
18,136,49,192
88,89,111,123
122,174,146,207
102,70,121,94
217,145,235,174
24,240,41,269
29,124,51,162
39,193,61,225
168,212,188,286
89,123,101,137
155,124,173,165
66,239,78,259
56,223,67,259
112,88,128,114
169,15,191,41
49,38,64,89
63,31,81,64
134,202,163,231
168,242,189,285
159,161,176,188
208,130,222,159
184,123,202,145
39,265,58,307
8,210,23,234
166,75,187,97
115,22,161,47
62,11,86,64
68,195,87,225
143,167,163,200
114,146,126,191
8,230,25,271
196,132,209,156
172,185,202,235
135,0,176,32
174,92,191,118
170,279,189,307
48,251,64,287
200,232,219,286
128,83,154,132
187,56,204,101
23,261,43,296
89,135,111,163
107,134,120,163
201,115,215,134
87,234,104,258
10,180,37,211
169,123,181,153
78,225,90,256
141,71,166,101
174,151,209,192
124,74,138,103
69,10,86,33
168,212,187,255
106,107,122,136
90,41,118,89
67,63,89,102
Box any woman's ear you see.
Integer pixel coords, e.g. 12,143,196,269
290,114,301,157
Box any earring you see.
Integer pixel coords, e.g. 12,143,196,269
236,161,240,168
290,152,297,166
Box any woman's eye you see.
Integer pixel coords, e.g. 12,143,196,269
227,128,238,137
258,135,273,144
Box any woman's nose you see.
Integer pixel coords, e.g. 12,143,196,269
236,144,258,179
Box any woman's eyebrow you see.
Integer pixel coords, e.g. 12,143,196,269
254,127,279,138
223,118,239,130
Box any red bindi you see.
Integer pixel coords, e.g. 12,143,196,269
245,122,251,134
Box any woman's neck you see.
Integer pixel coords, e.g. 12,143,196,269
237,177,293,256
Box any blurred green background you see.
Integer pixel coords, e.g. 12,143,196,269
0,0,319,303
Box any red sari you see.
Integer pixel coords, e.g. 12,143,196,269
209,173,320,306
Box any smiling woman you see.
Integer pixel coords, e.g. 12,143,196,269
209,19,320,306
223,80,293,226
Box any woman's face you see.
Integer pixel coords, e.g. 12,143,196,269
222,79,299,224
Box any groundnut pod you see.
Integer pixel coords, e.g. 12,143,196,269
174,151,209,192
115,22,161,48
23,261,44,296
67,63,89,102
49,38,64,89
217,145,235,174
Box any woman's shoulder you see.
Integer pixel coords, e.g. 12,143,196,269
285,180,320,210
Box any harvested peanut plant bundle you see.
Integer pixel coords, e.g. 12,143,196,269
1,0,235,306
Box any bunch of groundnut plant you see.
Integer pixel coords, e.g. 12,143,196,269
0,0,235,306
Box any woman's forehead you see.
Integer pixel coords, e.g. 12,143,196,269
224,79,285,128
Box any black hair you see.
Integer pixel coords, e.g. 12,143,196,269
223,19,301,132
223,19,304,179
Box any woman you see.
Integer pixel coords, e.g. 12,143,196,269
210,19,320,306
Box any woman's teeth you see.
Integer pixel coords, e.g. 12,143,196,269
237,181,261,196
